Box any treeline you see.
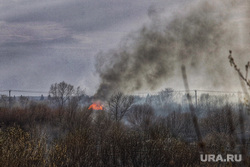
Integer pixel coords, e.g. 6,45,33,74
0,89,249,166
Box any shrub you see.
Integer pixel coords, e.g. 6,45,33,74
0,126,46,167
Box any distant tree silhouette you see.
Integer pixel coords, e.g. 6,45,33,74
19,95,29,108
40,94,44,101
108,92,134,122
49,81,74,108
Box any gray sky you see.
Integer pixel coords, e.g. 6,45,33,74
0,0,249,96
0,0,191,95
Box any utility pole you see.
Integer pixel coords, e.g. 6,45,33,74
195,90,198,108
9,90,11,109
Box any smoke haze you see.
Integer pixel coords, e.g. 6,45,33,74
95,0,250,99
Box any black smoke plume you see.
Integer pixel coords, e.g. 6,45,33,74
95,0,249,99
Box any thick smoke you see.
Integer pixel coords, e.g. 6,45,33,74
95,0,249,99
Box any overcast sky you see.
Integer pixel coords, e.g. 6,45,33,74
0,0,193,95
0,0,249,96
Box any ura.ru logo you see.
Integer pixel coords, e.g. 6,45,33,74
200,154,242,162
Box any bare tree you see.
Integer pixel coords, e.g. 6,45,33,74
159,88,174,103
127,104,155,131
228,51,249,166
49,81,75,108
108,92,134,122
67,87,85,120
167,111,194,139
228,50,250,88
19,95,29,108
0,95,9,108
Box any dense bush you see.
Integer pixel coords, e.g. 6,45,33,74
0,96,249,166
0,126,46,167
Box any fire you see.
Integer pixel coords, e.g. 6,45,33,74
88,103,104,110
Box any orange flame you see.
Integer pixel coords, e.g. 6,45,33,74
88,103,104,110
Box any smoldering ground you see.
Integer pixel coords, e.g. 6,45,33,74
95,0,250,100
